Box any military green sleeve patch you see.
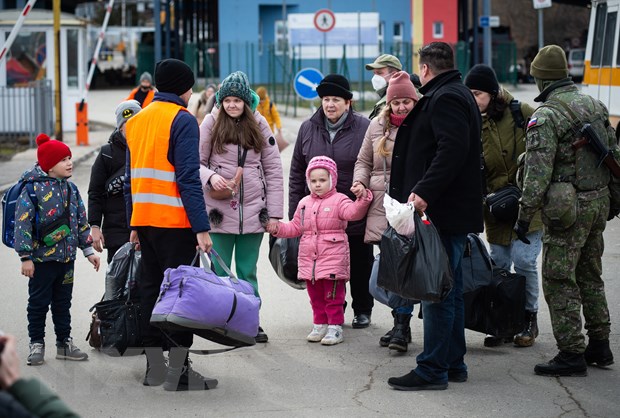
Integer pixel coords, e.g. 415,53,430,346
526,128,542,150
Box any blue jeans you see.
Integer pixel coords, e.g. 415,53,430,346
414,233,467,384
488,230,543,312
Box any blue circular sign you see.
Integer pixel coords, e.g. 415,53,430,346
294,68,324,100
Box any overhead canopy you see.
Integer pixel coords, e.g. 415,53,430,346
0,9,87,27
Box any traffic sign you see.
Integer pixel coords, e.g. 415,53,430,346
479,15,500,28
314,9,336,32
533,0,552,9
294,68,324,100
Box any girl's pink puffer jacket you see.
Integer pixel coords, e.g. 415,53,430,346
274,187,372,281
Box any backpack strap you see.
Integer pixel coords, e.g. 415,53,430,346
24,181,40,236
509,99,525,130
508,100,525,163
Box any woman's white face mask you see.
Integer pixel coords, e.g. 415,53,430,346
371,74,388,91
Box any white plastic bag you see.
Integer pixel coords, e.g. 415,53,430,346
383,194,416,238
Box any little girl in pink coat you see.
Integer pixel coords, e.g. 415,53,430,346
266,156,372,345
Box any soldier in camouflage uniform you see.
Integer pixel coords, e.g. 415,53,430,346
515,45,619,377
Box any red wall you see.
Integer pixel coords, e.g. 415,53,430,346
424,0,458,44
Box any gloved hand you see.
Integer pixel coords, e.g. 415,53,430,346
608,207,620,221
514,220,531,245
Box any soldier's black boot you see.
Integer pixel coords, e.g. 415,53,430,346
514,311,539,347
534,351,588,377
388,313,412,353
380,311,396,347
584,338,614,367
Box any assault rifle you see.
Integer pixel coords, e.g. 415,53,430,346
572,123,620,178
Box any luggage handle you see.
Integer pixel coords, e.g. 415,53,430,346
192,249,239,283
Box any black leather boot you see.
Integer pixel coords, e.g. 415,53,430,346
388,313,412,352
534,351,587,377
514,311,539,347
584,338,614,367
380,311,396,347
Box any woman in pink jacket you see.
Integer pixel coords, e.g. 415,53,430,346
351,71,420,353
267,156,372,345
199,71,284,343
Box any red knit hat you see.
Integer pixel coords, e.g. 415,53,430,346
306,156,338,192
36,133,72,172
386,71,419,104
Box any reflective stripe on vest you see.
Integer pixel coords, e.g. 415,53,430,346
125,101,192,228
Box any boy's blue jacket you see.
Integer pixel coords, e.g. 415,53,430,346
14,164,95,262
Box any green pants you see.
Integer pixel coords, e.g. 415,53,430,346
210,233,264,297
542,196,611,353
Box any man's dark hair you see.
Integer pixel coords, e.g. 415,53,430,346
418,42,454,74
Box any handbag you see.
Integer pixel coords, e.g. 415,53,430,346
485,184,521,224
86,246,142,355
275,129,288,152
91,296,142,356
39,188,72,246
150,249,260,347
379,212,453,303
86,309,102,348
209,146,248,200
268,235,305,289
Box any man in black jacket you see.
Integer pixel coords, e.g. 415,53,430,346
387,42,483,390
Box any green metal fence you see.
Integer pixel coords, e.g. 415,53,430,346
137,40,518,115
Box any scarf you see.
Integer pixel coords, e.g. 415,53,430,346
325,111,349,142
389,113,408,127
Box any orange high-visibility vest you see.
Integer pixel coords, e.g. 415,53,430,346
126,87,155,108
125,101,191,228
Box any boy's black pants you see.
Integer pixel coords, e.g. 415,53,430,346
27,261,74,345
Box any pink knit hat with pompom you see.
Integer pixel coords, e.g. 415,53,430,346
306,156,338,192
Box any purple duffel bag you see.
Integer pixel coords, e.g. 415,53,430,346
150,250,259,347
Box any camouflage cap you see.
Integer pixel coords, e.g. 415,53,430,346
530,45,569,80
365,54,402,71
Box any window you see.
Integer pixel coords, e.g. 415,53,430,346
378,21,385,52
6,31,47,87
275,20,288,56
393,22,403,56
602,11,617,66
258,19,263,56
592,2,607,66
67,29,79,88
433,21,444,39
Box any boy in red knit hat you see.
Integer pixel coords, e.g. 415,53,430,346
14,134,100,366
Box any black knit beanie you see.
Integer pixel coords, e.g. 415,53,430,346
316,74,353,100
464,64,500,96
154,58,195,96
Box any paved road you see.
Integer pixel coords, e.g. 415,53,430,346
1,85,618,417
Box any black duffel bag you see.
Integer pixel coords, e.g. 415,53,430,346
91,296,143,356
